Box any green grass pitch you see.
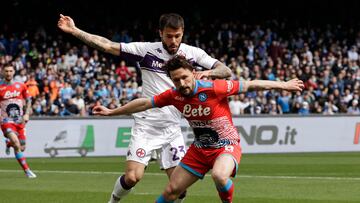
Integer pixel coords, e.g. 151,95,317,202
1,152,360,203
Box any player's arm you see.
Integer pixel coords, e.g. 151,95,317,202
243,78,304,92
57,14,120,56
23,98,32,123
208,61,232,79
93,98,153,116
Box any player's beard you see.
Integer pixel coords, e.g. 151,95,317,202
162,41,178,55
179,86,192,97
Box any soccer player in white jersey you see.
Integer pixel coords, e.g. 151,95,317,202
58,13,232,202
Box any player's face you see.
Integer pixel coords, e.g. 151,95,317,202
170,68,195,97
160,27,183,55
3,66,15,82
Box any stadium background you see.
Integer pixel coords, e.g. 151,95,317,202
0,0,360,203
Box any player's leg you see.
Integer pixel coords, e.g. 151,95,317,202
211,145,241,203
108,123,160,203
16,126,36,178
5,137,11,155
156,165,199,203
4,127,35,178
161,126,187,203
157,143,209,203
109,161,146,203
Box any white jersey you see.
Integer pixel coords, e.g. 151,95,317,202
120,42,217,127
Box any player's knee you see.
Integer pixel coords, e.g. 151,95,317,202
20,145,26,152
166,182,183,197
211,169,228,185
125,171,142,186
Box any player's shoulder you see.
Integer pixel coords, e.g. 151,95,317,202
121,41,158,51
196,80,214,89
180,43,204,52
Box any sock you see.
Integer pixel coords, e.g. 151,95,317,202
6,138,11,148
109,175,133,203
15,151,29,171
173,190,186,203
155,194,174,203
216,179,234,203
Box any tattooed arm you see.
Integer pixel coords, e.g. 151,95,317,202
209,61,232,79
57,14,120,56
193,61,232,80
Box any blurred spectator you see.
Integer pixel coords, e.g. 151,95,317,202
26,75,40,98
229,95,241,116
347,99,360,114
298,101,310,115
115,60,133,83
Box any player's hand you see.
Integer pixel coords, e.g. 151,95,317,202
58,14,76,34
23,114,29,124
284,79,304,92
193,70,211,80
92,105,112,116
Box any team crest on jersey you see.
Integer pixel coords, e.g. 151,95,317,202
198,92,208,102
15,84,20,89
136,148,146,158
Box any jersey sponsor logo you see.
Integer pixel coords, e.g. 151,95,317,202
4,90,21,99
226,81,234,93
183,104,211,118
198,92,208,102
136,148,146,158
151,60,164,68
189,120,211,127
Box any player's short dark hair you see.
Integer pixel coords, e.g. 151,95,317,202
163,55,194,77
159,13,184,30
2,63,14,70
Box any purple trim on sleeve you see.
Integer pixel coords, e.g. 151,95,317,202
121,52,143,62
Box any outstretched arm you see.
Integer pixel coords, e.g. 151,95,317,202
194,61,232,79
57,14,120,56
244,78,304,92
22,98,32,123
93,98,153,116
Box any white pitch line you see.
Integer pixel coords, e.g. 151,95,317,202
0,169,359,181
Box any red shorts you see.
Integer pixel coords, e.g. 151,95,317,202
180,144,242,179
1,123,26,142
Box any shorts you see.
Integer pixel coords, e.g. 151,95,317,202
180,144,242,179
127,122,186,169
1,123,26,144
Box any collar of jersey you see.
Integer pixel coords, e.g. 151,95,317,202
191,80,200,96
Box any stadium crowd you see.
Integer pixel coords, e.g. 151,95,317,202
0,19,359,116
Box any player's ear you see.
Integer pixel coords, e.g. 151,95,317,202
159,30,163,38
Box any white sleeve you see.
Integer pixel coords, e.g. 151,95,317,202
192,47,218,70
120,42,150,61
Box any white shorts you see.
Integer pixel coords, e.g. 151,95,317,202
127,122,186,169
